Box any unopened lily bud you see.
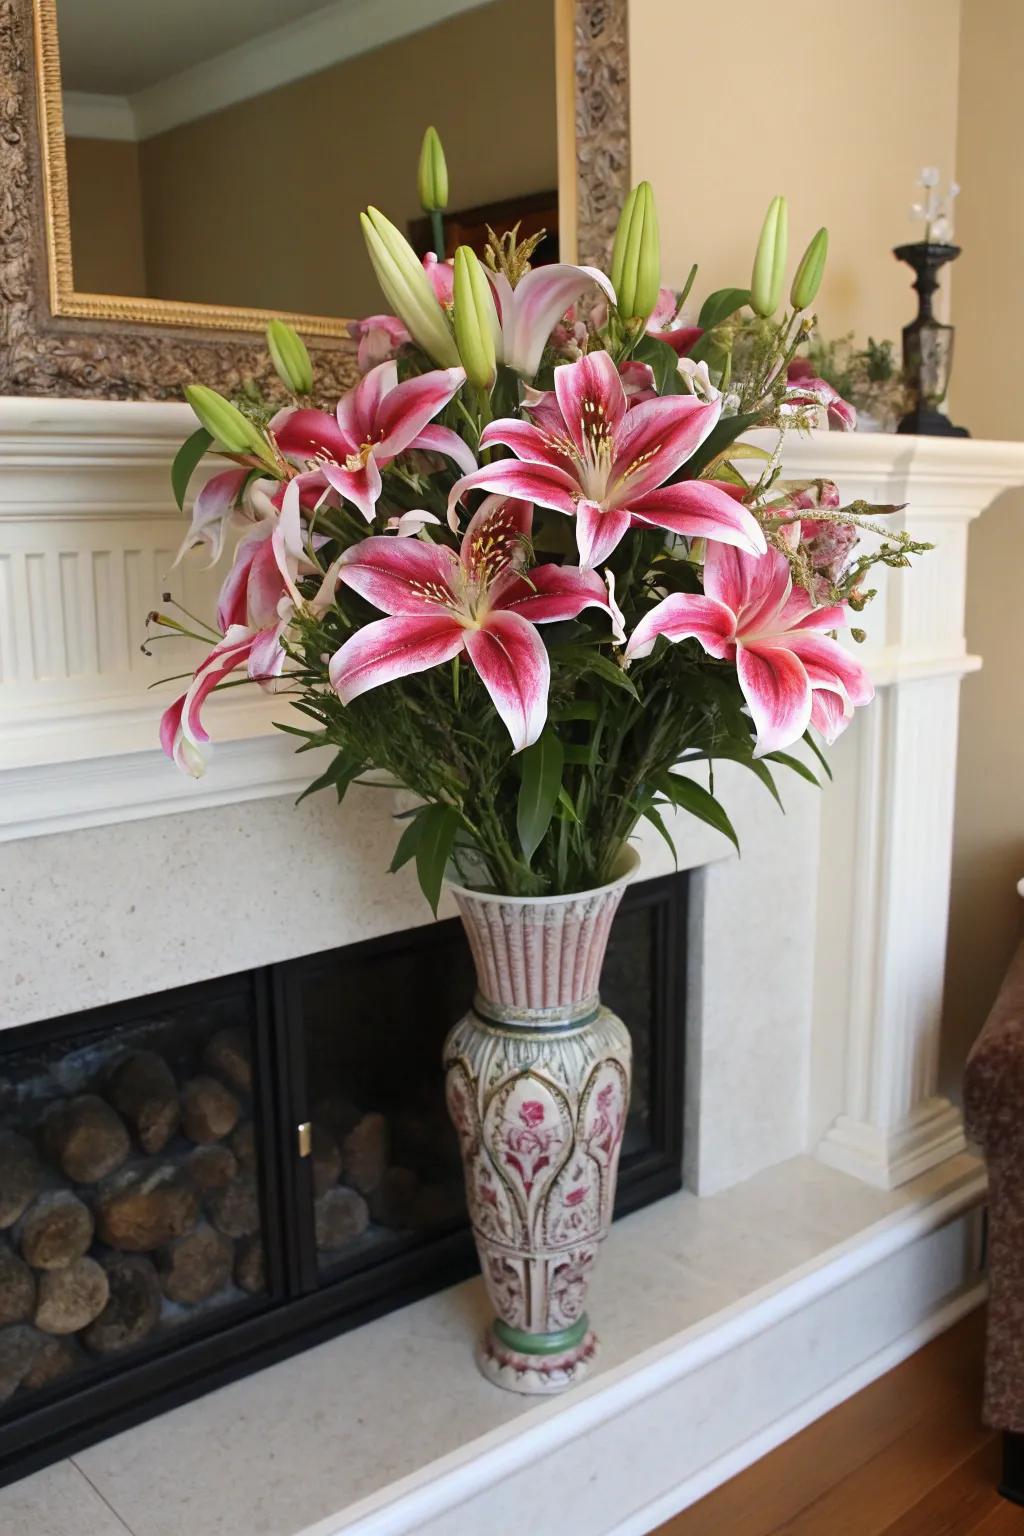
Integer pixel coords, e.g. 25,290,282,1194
360,206,460,367
610,181,661,322
266,320,313,395
750,195,789,318
184,385,267,457
453,246,499,391
790,227,829,311
417,126,448,213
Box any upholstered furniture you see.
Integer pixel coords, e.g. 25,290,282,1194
964,935,1024,1506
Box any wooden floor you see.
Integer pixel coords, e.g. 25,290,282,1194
653,1309,1024,1535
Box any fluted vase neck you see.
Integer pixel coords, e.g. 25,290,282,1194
446,847,640,1028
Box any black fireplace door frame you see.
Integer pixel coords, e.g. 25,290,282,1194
0,872,686,1486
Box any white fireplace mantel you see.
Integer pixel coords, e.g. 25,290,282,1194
2,396,1023,1211
2,399,1023,838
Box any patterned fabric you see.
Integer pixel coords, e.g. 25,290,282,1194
964,940,1024,1431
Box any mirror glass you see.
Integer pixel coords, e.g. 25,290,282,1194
56,0,558,319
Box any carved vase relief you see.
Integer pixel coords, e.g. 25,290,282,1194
443,849,637,1395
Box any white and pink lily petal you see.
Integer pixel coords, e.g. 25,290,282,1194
785,361,857,431
625,543,873,757
329,498,615,751
273,360,472,523
447,350,766,568
487,264,616,379
347,314,411,373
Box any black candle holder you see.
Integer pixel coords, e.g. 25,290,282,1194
892,241,969,436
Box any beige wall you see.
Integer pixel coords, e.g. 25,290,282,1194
941,0,1024,1091
65,136,147,296
632,0,1024,1096
628,0,961,341
138,0,556,318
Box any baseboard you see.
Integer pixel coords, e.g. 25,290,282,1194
611,1279,987,1536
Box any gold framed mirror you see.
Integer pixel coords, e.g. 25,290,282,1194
0,0,628,400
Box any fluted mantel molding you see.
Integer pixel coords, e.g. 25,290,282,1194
2,399,1023,847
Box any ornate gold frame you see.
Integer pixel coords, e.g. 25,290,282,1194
0,0,629,399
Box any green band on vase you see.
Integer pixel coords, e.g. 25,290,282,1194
492,1314,589,1356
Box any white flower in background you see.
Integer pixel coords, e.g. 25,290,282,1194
910,167,960,242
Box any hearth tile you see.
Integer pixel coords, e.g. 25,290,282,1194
0,1459,133,1535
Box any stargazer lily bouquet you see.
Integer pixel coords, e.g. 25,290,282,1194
156,131,928,908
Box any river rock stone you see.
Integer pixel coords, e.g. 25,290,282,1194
314,1186,369,1250
42,1095,130,1184
34,1256,109,1335
158,1224,233,1305
18,1191,93,1270
0,1244,36,1325
341,1113,388,1195
311,1124,341,1196
203,1028,252,1093
187,1144,238,1193
0,1326,42,1401
83,1255,161,1354
230,1120,256,1172
181,1077,240,1145
206,1175,260,1240
0,1133,41,1229
106,1051,180,1155
96,1165,199,1251
22,1334,79,1390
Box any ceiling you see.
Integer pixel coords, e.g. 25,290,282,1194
56,0,336,94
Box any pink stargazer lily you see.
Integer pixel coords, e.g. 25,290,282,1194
487,264,617,378
786,360,857,431
625,542,873,756
329,497,614,751
646,286,703,356
273,360,474,522
160,482,335,775
447,350,767,569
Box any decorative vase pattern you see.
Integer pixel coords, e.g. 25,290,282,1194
443,849,637,1395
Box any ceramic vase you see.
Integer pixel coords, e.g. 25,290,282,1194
442,847,638,1395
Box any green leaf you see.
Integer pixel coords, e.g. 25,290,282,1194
556,786,580,823
642,802,678,867
295,751,362,806
765,750,821,788
171,427,213,511
517,730,564,863
697,287,750,329
552,644,640,700
803,729,834,781
415,803,462,915
631,334,682,395
389,810,426,873
653,770,740,851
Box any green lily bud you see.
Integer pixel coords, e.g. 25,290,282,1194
184,384,267,457
417,126,448,213
266,320,313,396
453,246,499,391
609,180,660,322
790,226,829,311
360,206,460,368
750,195,789,318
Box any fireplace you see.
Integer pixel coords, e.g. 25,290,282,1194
0,871,686,1484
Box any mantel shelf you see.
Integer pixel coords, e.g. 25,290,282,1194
2,396,1023,841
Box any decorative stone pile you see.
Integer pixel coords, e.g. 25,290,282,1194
0,1026,266,1404
307,1095,463,1261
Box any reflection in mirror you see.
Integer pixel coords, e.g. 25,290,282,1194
57,0,558,319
